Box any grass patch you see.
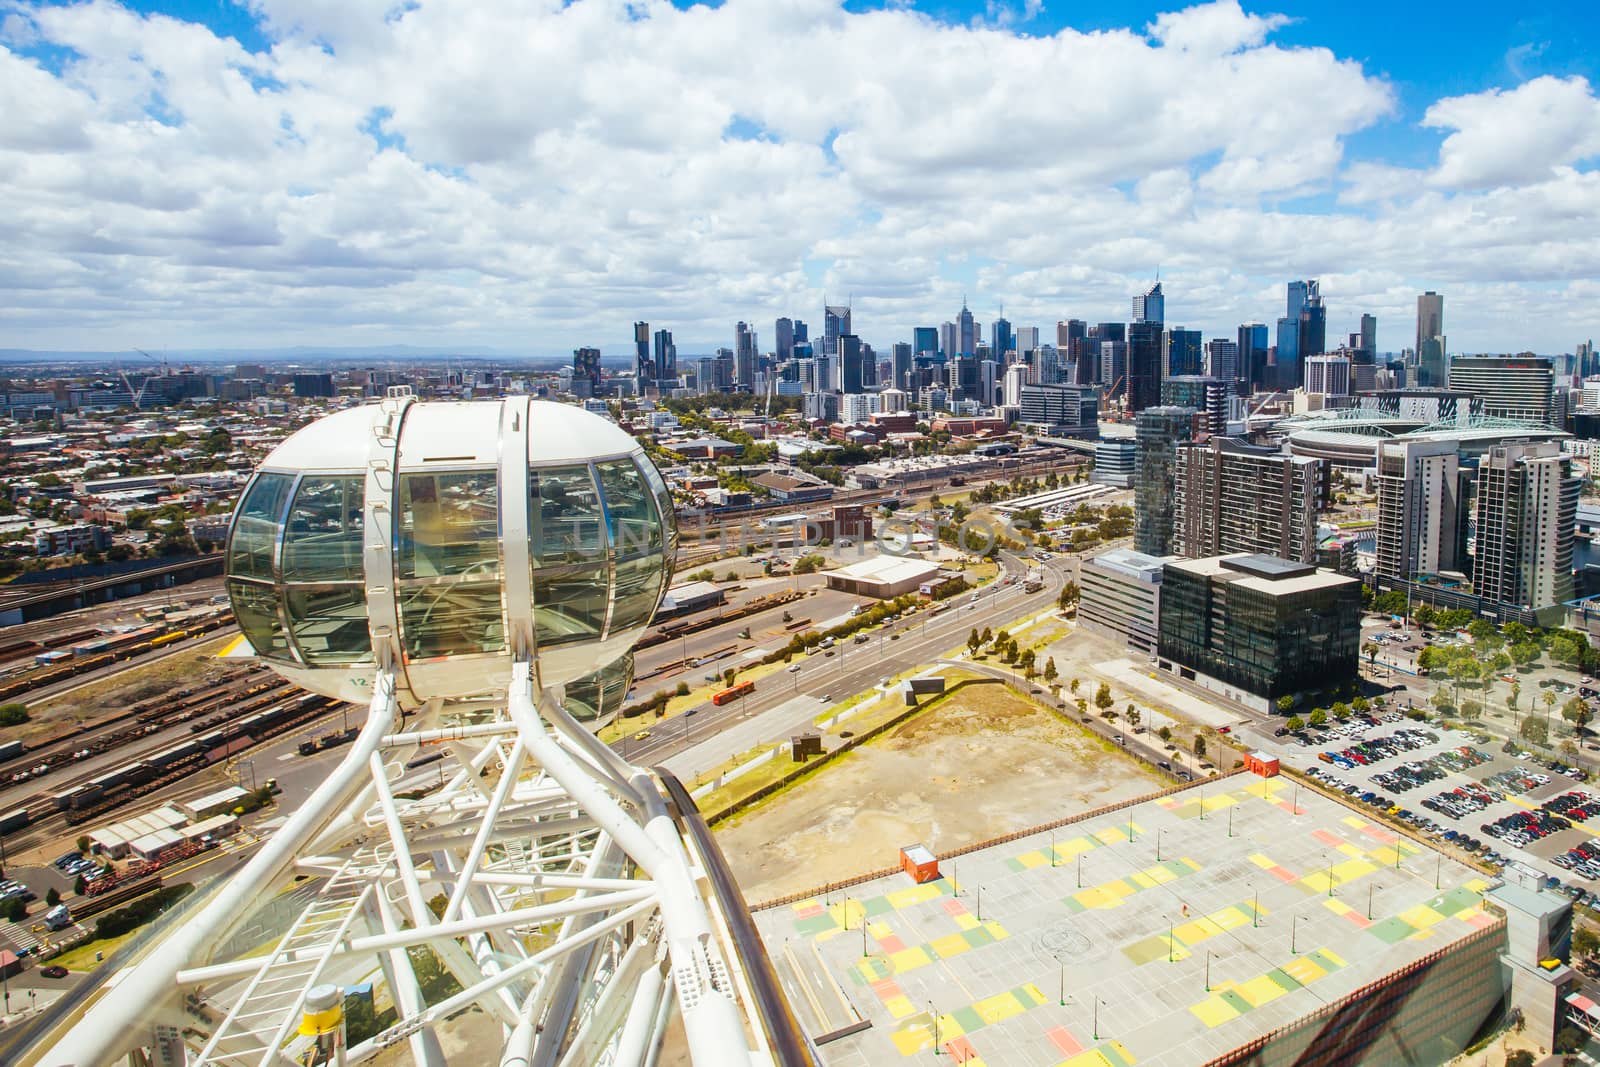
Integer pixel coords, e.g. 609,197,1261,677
49,929,141,971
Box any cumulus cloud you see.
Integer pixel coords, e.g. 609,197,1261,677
1425,75,1600,190
0,0,1593,354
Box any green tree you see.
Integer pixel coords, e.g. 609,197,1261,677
1352,696,1370,714
981,627,993,646
1,896,25,922
967,628,982,655
1286,715,1305,732
76,835,89,854
1275,695,1295,715
1505,1051,1535,1067
1508,682,1522,713
1126,706,1141,730
675,681,690,697
1331,702,1351,721
46,887,61,906
1043,657,1058,685
1308,708,1328,727
1461,699,1483,722
1522,716,1550,746
722,668,737,689
1574,925,1600,959
0,702,28,727
1094,683,1114,710
1020,649,1037,678
1193,735,1207,760
1157,725,1172,742
1564,696,1592,733
74,875,86,895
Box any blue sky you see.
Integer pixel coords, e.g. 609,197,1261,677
3,0,1598,355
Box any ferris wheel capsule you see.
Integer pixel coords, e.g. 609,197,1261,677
224,393,676,706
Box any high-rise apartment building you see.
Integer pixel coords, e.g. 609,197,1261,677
824,304,850,356
775,317,794,362
652,329,676,382
1473,442,1579,611
1132,281,1164,324
1173,438,1327,564
1447,355,1555,425
1127,321,1164,412
633,322,652,381
1099,341,1127,400
1160,376,1229,434
734,322,757,390
1374,437,1463,582
1134,405,1195,555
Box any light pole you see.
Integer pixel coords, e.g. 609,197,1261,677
1324,852,1334,898
1166,915,1175,962
1157,828,1164,862
1228,806,1234,838
1291,913,1300,955
1059,963,1066,1005
1251,886,1259,928
1076,853,1083,889
1092,997,1101,1041
1050,830,1056,867
931,1002,941,1056
1367,882,1378,921
977,884,983,922
1435,853,1442,891
1205,949,1213,991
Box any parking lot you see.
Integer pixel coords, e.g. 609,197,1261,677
1243,714,1600,909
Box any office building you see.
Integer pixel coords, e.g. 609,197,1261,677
774,317,794,362
1416,291,1445,386
1374,437,1463,582
1448,355,1555,425
890,342,912,393
1360,313,1377,359
1238,322,1270,394
837,334,865,394
1002,362,1029,408
1276,280,1323,391
1099,341,1128,400
956,301,976,356
697,351,735,394
913,326,939,361
634,321,651,381
1128,321,1164,412
1304,354,1352,396
291,373,334,398
734,322,758,390
991,316,1013,360
1079,548,1172,653
1205,338,1239,387
1091,440,1137,488
918,386,949,412
1014,326,1039,356
1473,441,1579,612
572,347,602,392
1167,328,1203,377
1161,376,1229,434
1157,553,1361,709
824,304,850,356
1132,280,1164,324
939,322,956,363
1134,405,1194,555
1018,384,1099,438
1173,438,1327,564
801,391,840,422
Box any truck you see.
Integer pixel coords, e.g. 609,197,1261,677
44,904,71,930
1023,572,1045,593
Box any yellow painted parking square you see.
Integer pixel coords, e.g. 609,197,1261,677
885,995,917,1019
1323,898,1352,916
1334,858,1376,883
891,946,932,972
930,933,971,960
1145,865,1178,884
1399,904,1446,929
936,1013,965,1039
1319,947,1347,966
1022,983,1048,1006
890,1027,929,1056
1174,920,1211,945
1281,957,1327,984
1180,857,1202,872
1075,887,1114,909
1370,846,1405,867
869,921,892,938
1337,843,1365,858
955,913,980,931
886,884,941,910
976,992,1025,1025
1131,871,1157,889
1105,879,1135,898
983,920,1008,939
1249,853,1276,870
1342,816,1367,829
1238,974,1288,1007
1191,996,1241,1028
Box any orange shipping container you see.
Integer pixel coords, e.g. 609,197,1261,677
899,843,939,884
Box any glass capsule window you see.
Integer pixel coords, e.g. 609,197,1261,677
229,578,290,661
565,652,635,722
530,466,607,565
281,476,364,583
228,472,294,581
397,471,506,659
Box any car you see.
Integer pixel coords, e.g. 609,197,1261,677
632,731,651,741
40,965,68,979
819,694,833,703
1113,735,1125,745
787,664,802,673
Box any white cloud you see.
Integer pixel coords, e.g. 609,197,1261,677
1425,75,1600,190
0,0,1593,355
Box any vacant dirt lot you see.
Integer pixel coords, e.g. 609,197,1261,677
715,681,1161,902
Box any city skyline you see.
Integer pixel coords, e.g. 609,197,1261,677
1,0,1598,354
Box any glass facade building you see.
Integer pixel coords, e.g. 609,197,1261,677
1156,554,1361,704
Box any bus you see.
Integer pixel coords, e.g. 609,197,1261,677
711,680,756,706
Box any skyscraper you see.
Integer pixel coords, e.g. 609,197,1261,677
891,342,912,392
1276,280,1322,390
1161,376,1229,434
1167,328,1203,377
775,317,795,362
939,322,956,362
1014,325,1039,355
734,322,757,390
913,326,939,360
1134,405,1194,555
1132,281,1164,324
1206,338,1239,387
792,319,808,344
1360,314,1377,359
957,301,976,357
824,304,851,356
1304,355,1352,396
1099,341,1128,400
1472,441,1578,611
839,334,865,394
573,347,602,390
1127,321,1164,412
653,329,676,381
633,321,652,381
1238,323,1269,394
1416,292,1445,387
991,315,1013,360
1374,438,1462,582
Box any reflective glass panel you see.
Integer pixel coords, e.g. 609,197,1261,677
399,582,506,658
228,579,290,661
597,460,660,560
610,555,663,633
397,471,500,579
286,586,371,664
282,476,364,582
534,565,608,647
637,456,678,555
566,652,634,721
228,472,293,580
530,466,606,564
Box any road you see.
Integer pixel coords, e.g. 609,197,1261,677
621,550,1067,771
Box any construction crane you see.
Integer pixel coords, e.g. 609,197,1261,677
112,349,169,410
